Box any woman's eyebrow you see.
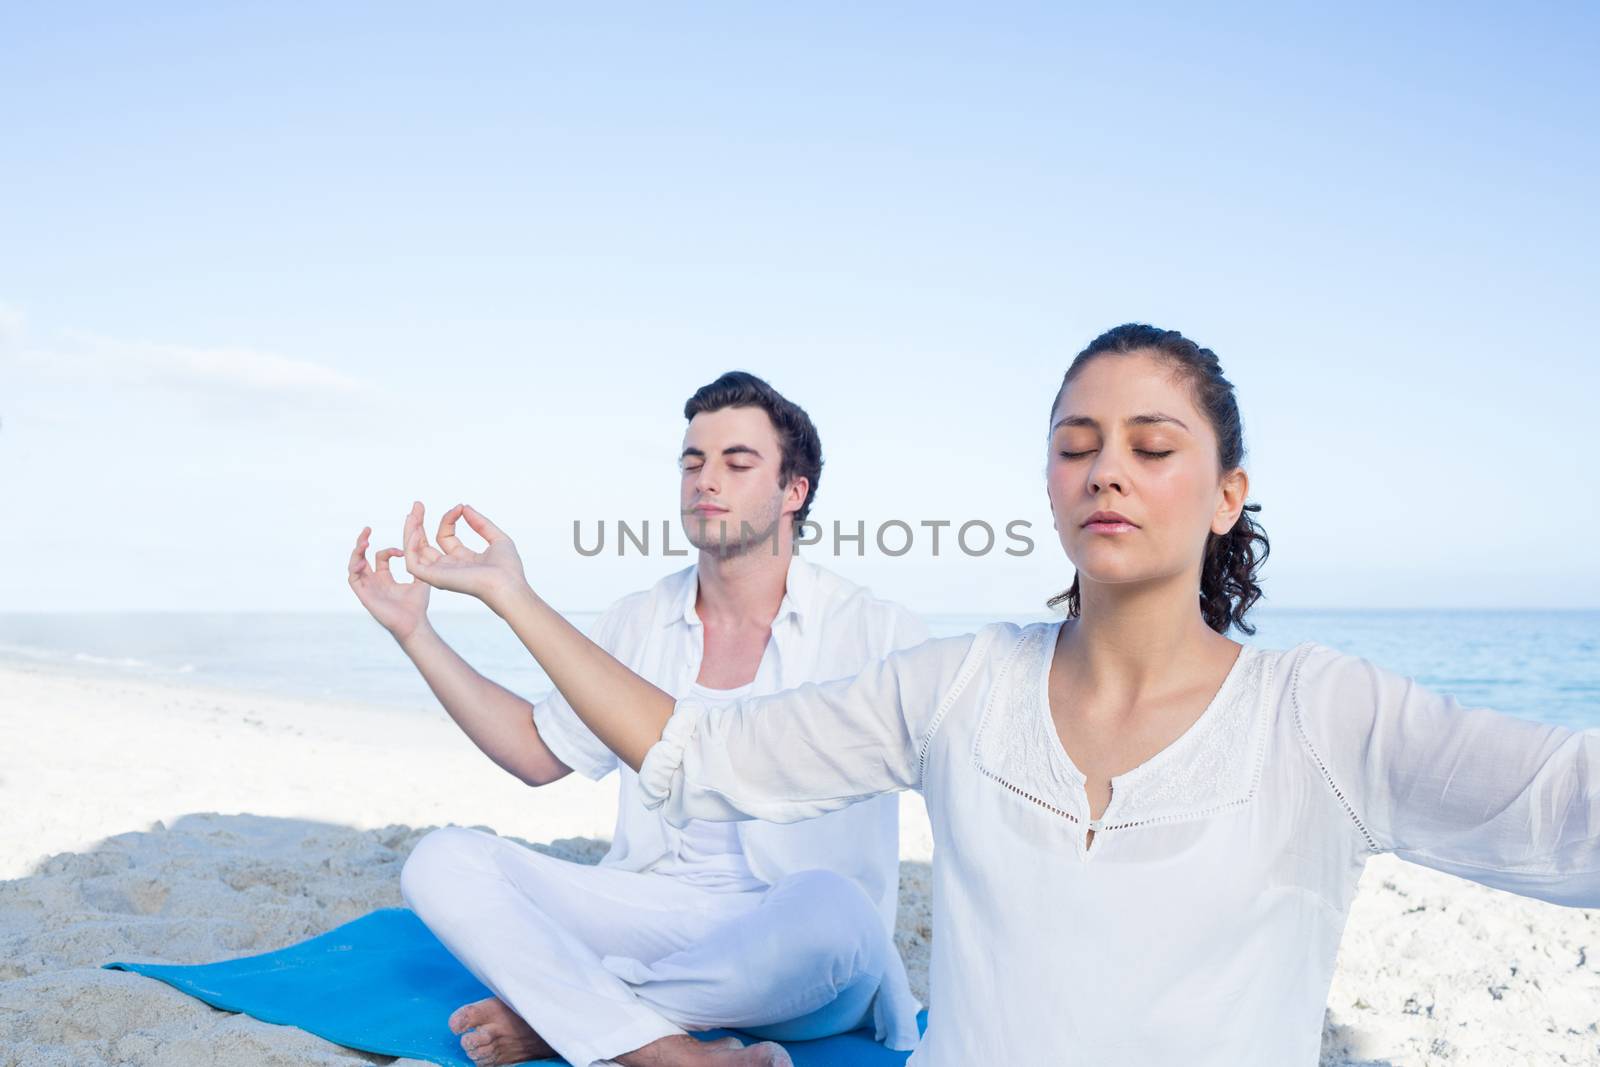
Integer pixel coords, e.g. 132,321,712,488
1051,412,1191,433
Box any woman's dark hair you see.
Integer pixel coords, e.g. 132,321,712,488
1046,324,1269,636
683,370,823,529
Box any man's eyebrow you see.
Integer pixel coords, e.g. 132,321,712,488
1050,412,1191,434
679,444,765,460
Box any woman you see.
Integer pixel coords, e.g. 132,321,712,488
400,323,1600,1066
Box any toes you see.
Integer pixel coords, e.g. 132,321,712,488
463,1035,500,1064
449,1004,478,1034
753,1041,793,1067
450,996,496,1034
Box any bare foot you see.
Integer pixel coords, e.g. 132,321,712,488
449,995,556,1065
618,1033,793,1067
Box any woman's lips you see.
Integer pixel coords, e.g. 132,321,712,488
1083,521,1138,534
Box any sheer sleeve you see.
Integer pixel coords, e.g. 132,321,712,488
637,626,996,827
1293,641,1600,906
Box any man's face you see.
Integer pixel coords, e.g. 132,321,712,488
678,406,794,559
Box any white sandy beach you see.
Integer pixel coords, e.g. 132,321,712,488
2,659,1597,1067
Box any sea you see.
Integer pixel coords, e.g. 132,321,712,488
1,609,1597,730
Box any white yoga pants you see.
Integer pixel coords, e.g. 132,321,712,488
399,826,889,1067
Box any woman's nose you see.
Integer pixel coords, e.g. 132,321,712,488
1087,456,1125,494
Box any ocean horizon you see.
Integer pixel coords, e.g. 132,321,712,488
2,608,1596,730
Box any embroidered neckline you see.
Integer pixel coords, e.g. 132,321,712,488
972,621,1273,836
1035,619,1257,793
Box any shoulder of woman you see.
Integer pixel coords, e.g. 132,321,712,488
1276,639,1414,736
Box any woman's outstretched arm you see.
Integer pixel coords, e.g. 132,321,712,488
1294,641,1600,907
399,501,988,821
400,500,677,771
635,626,989,826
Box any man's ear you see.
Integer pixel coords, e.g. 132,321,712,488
783,475,809,515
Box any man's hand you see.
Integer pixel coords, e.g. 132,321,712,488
348,526,431,642
402,501,530,615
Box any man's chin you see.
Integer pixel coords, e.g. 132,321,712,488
684,533,782,560
681,514,784,558
686,536,748,559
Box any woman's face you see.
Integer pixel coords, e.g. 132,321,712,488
1046,351,1247,596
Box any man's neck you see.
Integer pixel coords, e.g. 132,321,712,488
694,547,793,630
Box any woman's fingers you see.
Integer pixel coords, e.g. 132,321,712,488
436,504,466,555
403,516,432,580
460,504,507,544
403,502,421,549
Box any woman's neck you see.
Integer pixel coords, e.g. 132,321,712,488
1061,578,1238,700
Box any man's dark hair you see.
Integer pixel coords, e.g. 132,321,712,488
683,371,823,528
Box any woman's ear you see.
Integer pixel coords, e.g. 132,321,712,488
1212,468,1249,535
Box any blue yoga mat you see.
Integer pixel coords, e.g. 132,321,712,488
104,907,926,1066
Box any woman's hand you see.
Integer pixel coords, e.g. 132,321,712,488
402,501,530,614
347,526,431,643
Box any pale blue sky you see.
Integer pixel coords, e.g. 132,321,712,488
1,4,1595,614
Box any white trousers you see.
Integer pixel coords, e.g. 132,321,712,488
399,826,891,1067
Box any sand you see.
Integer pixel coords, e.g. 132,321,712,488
2,659,1597,1066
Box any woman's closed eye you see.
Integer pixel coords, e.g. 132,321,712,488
1057,449,1173,459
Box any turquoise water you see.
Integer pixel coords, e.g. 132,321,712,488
0,609,1596,730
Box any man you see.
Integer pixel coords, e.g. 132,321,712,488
348,371,926,1067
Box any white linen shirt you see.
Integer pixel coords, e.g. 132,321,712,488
649,678,768,892
636,618,1600,1067
531,553,930,1047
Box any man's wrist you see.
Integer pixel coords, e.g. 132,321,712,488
394,618,440,655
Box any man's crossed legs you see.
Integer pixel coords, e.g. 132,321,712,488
400,827,891,1067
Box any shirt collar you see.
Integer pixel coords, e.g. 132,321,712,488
670,552,813,633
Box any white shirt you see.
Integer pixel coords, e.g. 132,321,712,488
637,618,1600,1067
531,553,931,1048
649,679,766,893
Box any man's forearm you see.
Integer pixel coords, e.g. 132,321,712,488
492,582,675,771
395,622,568,785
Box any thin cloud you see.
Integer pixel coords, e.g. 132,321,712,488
34,329,369,398
0,303,384,434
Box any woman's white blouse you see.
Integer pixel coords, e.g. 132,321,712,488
635,619,1600,1067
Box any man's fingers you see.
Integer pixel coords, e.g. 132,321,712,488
436,504,466,555
374,547,404,584
460,504,507,544
348,527,373,582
